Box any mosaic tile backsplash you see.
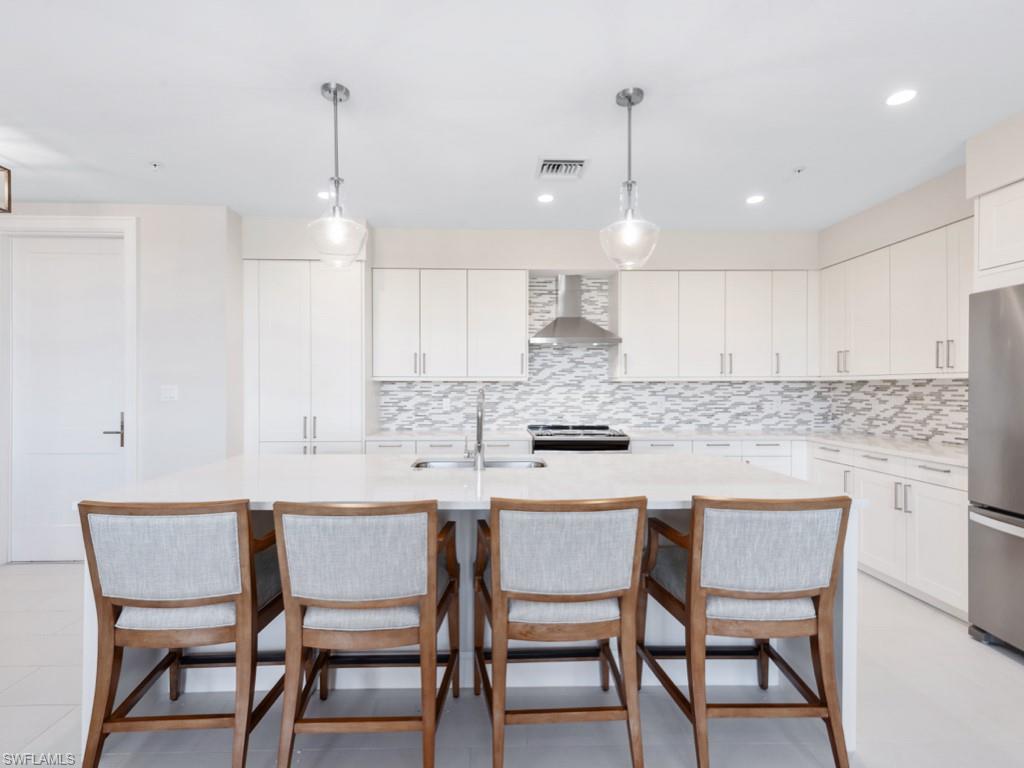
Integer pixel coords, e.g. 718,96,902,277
376,276,968,446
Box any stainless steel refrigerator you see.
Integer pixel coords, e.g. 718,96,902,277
969,284,1024,650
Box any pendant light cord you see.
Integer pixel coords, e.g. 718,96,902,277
626,102,633,183
331,89,342,210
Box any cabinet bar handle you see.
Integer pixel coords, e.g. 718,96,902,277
378,443,403,448
728,353,734,375
844,350,850,373
904,483,912,513
312,445,318,455
935,340,944,370
102,411,126,448
818,446,841,453
489,443,511,448
775,352,781,375
413,352,418,374
623,353,628,375
836,350,841,374
720,353,725,375
918,464,952,474
862,454,889,462
302,445,308,455
894,481,902,510
429,443,454,448
946,339,955,369
302,416,308,440
422,352,427,376
520,353,525,375
843,469,850,494
705,442,732,447
651,442,675,447
312,416,318,439
755,443,781,447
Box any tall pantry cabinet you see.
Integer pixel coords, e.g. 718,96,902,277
244,259,365,455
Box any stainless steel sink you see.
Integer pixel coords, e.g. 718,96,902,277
411,458,547,469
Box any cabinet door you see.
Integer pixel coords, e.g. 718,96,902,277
258,261,311,442
725,271,772,377
905,482,968,612
890,230,948,375
847,248,891,376
978,179,1024,271
373,269,421,378
855,467,907,581
260,441,309,455
618,271,679,378
420,270,467,378
679,272,725,377
310,262,363,441
945,219,973,373
820,264,847,375
811,459,852,495
771,271,808,377
743,456,792,476
468,270,527,378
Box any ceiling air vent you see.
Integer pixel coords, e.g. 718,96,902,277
537,159,587,180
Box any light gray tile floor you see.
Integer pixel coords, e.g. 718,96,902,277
2,563,1024,766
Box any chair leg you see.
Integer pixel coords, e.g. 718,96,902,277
810,627,850,768
620,620,645,768
756,638,770,691
448,584,461,698
231,630,257,768
169,648,183,701
686,629,711,768
635,580,649,692
276,640,305,768
319,649,330,701
599,640,611,692
420,627,438,768
82,637,123,768
490,618,509,768
473,588,484,696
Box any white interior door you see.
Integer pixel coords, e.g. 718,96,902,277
678,272,725,377
258,261,311,442
310,261,363,441
725,271,772,377
11,236,134,561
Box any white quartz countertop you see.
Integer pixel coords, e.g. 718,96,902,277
97,452,833,511
365,430,531,442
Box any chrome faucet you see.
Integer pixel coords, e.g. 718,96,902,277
473,386,486,470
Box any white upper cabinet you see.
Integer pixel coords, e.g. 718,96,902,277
846,247,891,376
725,271,772,377
467,270,528,378
618,271,679,379
945,219,973,374
419,270,467,378
890,229,949,375
820,263,848,376
310,261,364,441
372,268,528,380
771,271,809,377
978,178,1024,272
372,269,420,378
258,261,312,442
678,271,725,377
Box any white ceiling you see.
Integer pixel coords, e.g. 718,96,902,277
2,0,1023,230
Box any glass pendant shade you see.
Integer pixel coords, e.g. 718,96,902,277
308,206,367,265
600,213,659,270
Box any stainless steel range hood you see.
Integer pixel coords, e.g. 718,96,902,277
530,275,621,346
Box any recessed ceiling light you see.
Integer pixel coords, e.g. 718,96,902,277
746,194,765,205
886,89,917,106
537,193,554,204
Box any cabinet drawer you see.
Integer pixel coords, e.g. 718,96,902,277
811,442,854,465
693,440,742,456
631,440,693,454
742,439,791,457
850,450,906,476
365,439,417,454
416,439,466,455
905,460,967,491
311,441,364,455
483,439,531,455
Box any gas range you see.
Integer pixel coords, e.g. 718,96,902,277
527,424,630,453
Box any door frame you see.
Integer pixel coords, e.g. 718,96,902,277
0,215,138,563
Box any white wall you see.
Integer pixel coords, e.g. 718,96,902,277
818,167,973,267
243,217,819,271
11,203,243,480
966,112,1024,198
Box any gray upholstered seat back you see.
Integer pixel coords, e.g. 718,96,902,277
87,512,242,601
699,506,842,593
498,508,639,595
281,512,428,601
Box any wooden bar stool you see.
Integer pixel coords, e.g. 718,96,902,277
273,501,459,768
78,499,284,768
638,495,852,768
474,496,647,768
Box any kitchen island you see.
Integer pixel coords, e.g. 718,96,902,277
80,451,860,747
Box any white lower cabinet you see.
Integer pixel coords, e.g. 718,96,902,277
905,481,969,612
631,439,693,454
744,456,791,475
416,439,466,455
311,442,363,455
365,439,417,454
855,467,908,583
811,458,853,495
260,442,310,455
484,439,531,456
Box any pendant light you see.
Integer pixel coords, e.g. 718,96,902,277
600,87,659,270
308,82,367,266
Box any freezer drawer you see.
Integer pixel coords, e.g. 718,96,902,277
969,506,1024,651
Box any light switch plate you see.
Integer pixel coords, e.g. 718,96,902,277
159,385,179,402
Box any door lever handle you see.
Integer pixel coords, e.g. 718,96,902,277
102,412,125,447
